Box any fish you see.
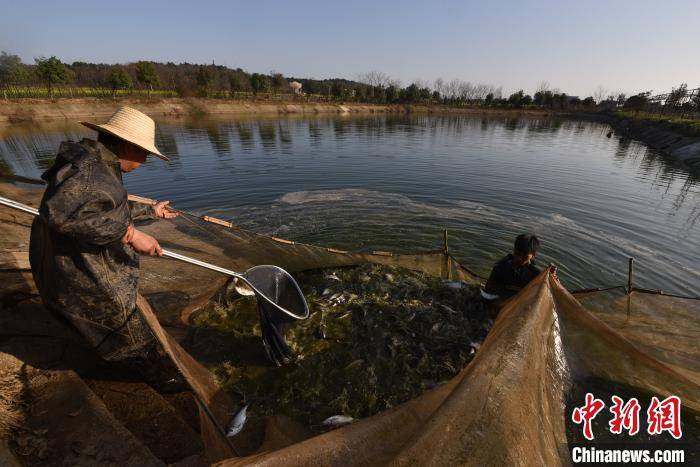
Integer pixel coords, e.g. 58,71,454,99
322,415,355,427
344,359,364,371
226,404,249,438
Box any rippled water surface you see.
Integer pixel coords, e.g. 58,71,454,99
1,115,699,295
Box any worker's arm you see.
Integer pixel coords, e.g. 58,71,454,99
484,266,508,298
128,199,178,222
42,162,131,246
129,200,155,222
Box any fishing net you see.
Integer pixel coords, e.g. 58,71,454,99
240,265,310,366
1,183,699,465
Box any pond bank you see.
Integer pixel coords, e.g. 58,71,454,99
594,113,700,171
0,99,398,126
0,98,556,127
3,98,699,170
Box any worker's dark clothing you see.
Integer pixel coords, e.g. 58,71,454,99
484,254,540,299
29,138,156,362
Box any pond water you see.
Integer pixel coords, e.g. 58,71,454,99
1,114,698,295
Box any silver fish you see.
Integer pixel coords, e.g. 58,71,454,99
322,415,355,427
226,404,249,438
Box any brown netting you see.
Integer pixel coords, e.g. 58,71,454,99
2,183,699,465
575,287,700,385
138,212,476,282
211,273,699,466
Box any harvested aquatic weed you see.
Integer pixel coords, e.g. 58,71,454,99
189,264,493,433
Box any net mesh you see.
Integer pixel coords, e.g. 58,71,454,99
1,183,698,465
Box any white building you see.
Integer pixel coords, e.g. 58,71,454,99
289,81,303,94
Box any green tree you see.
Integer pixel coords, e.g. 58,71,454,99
484,92,494,106
692,91,700,112
419,87,431,101
581,96,596,108
250,73,270,94
135,61,160,96
508,90,525,107
330,81,345,99
554,93,569,109
35,56,72,97
108,66,132,96
271,73,287,94
401,83,420,102
385,84,399,103
196,66,217,97
0,52,28,89
228,73,249,94
534,90,554,107
665,83,687,108
623,92,650,111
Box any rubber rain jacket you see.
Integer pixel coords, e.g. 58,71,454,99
29,138,156,361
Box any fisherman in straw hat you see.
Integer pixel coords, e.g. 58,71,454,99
29,107,181,387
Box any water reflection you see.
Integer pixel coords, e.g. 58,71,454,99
0,115,698,295
258,122,277,151
235,122,255,151
205,123,232,158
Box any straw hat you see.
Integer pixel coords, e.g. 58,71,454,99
81,106,169,161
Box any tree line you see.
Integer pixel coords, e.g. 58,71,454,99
1,51,696,113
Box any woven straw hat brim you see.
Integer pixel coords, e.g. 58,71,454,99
81,121,170,161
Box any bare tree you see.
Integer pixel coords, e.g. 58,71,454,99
593,85,608,104
434,77,445,97
413,79,430,91
358,71,390,88
387,78,403,89
536,81,550,94
458,81,474,101
446,79,461,100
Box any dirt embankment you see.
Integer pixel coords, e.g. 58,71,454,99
0,99,411,126
0,98,559,127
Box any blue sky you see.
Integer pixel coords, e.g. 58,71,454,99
1,0,698,97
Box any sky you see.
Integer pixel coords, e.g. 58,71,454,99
1,0,698,98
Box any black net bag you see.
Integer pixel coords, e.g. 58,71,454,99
236,265,309,366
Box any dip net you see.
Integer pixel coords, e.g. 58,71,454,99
1,184,699,465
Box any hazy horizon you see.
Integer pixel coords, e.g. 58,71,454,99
2,0,698,98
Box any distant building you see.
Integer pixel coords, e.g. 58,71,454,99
566,96,580,103
289,81,303,94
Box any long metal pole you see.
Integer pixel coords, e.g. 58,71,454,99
0,195,242,276
0,196,308,321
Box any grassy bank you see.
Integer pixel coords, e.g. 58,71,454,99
612,110,700,137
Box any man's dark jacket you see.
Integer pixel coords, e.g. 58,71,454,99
484,254,540,299
29,139,156,361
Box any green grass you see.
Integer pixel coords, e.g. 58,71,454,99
614,110,700,137
0,86,178,99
